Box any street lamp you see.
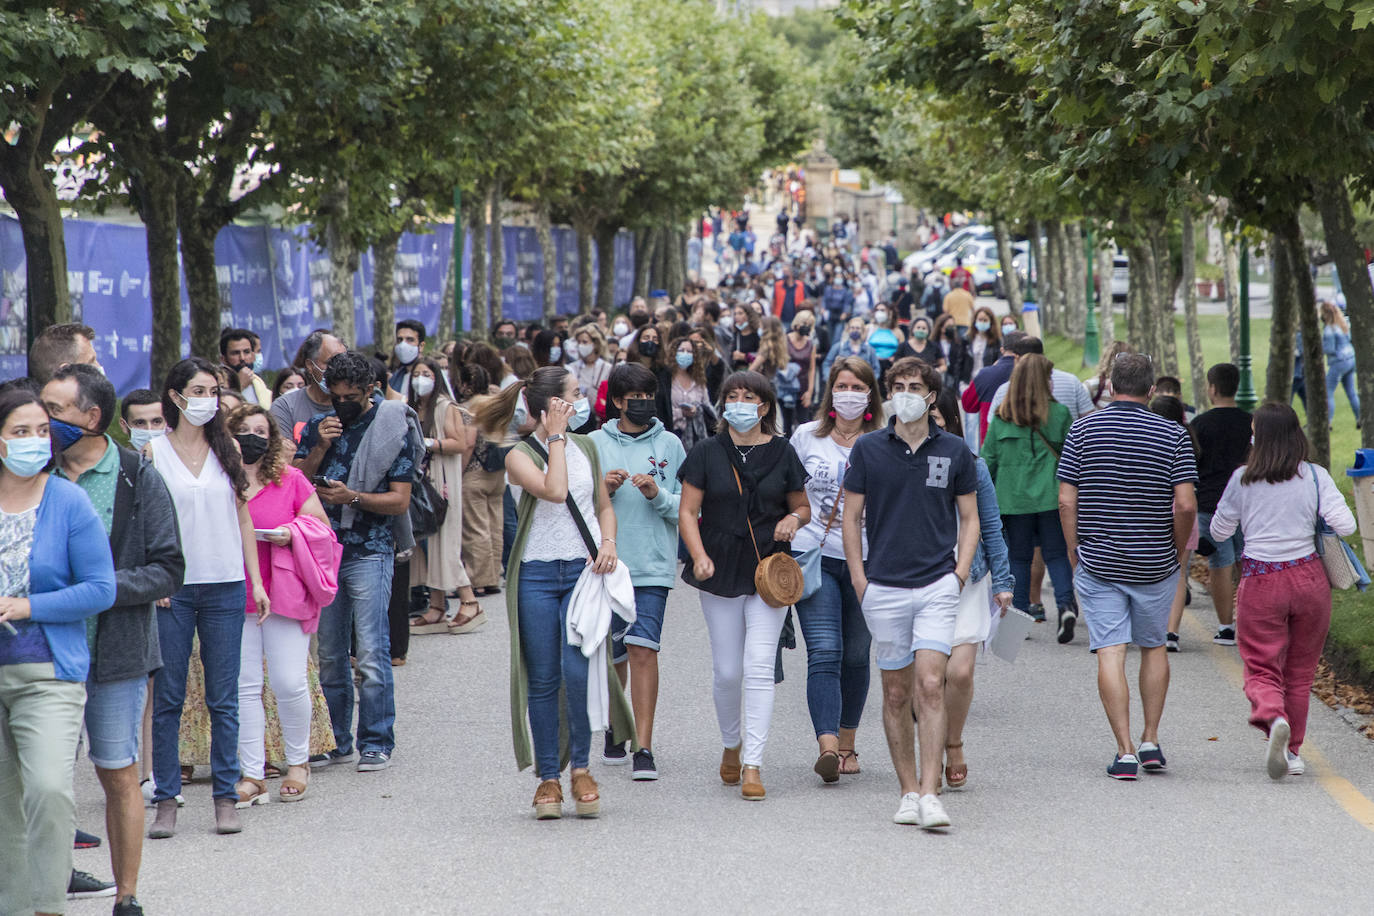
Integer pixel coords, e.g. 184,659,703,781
1083,223,1099,366
1236,238,1258,411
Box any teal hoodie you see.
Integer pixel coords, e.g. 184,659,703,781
589,418,686,588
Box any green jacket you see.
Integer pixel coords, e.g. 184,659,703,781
980,402,1071,515
506,434,637,772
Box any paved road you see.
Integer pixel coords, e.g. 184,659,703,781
68,581,1374,915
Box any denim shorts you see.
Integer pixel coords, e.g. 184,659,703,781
611,586,670,662
1197,511,1243,569
1075,566,1178,651
85,674,148,770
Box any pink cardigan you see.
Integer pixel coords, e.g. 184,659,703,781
268,515,342,634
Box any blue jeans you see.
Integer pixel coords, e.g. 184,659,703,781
518,558,590,780
1001,511,1075,611
1326,355,1361,419
793,555,871,737
152,580,246,801
318,554,396,756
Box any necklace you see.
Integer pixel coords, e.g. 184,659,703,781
734,442,763,464
832,426,861,445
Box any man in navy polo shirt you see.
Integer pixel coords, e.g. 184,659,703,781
843,357,980,830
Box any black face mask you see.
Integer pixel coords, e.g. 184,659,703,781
494,335,515,350
623,398,657,428
332,397,366,428
235,433,270,465
638,340,659,358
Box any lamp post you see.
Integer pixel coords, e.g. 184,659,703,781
1083,223,1099,366
1236,238,1258,411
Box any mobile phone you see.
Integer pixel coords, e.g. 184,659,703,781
311,475,335,487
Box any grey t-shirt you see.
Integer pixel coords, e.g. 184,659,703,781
270,386,332,444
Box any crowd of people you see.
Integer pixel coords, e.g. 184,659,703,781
0,209,1363,915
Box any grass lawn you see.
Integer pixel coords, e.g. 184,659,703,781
1044,312,1374,689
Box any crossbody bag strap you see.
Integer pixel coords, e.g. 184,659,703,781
731,464,763,564
1310,462,1325,555
1033,425,1061,458
818,485,843,540
523,435,599,558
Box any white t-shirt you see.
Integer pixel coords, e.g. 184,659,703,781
149,434,245,584
789,421,867,560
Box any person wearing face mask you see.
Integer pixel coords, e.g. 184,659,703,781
572,325,612,411
491,320,520,353
531,329,566,372
679,371,809,801
842,357,980,829
270,331,347,444
729,305,761,370
226,404,337,810
294,352,420,776
821,317,881,381
821,270,855,342
665,335,712,451
788,359,883,784
785,308,820,434
589,364,686,778
894,316,947,376
405,358,485,639
1000,313,1021,338
865,306,905,386
0,386,118,916
385,320,427,402
119,389,167,454
965,306,1003,380
145,358,270,838
220,328,272,408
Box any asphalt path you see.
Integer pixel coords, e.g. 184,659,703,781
67,580,1374,915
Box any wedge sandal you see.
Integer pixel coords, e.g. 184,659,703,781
447,600,487,634
571,771,600,818
533,779,563,820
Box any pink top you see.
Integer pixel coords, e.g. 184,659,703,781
243,466,315,616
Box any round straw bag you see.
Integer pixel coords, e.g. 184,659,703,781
732,465,805,608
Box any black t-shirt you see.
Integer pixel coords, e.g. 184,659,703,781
895,338,943,366
1190,406,1252,513
679,433,807,597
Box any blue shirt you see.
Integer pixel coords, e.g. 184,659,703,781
296,402,419,558
844,422,977,588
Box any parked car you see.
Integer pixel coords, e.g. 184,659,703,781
903,224,993,275
934,238,1027,297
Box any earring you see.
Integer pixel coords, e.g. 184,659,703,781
864,412,873,420
828,410,836,418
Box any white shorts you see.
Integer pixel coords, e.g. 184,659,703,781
951,573,993,648
861,573,962,668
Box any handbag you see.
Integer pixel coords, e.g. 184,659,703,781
795,488,843,601
1311,464,1369,591
731,464,805,608
409,462,448,540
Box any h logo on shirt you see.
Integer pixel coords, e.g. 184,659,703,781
926,456,951,489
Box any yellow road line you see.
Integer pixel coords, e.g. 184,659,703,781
1181,605,1374,832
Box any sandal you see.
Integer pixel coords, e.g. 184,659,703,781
813,749,840,784
571,770,600,818
447,600,487,634
838,749,861,775
533,779,563,820
944,741,968,789
234,777,269,809
409,607,448,634
278,764,310,803
263,763,282,780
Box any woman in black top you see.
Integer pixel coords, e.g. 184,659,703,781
729,304,762,369
679,371,808,802
894,315,947,375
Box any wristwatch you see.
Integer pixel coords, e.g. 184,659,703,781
349,493,361,507
546,434,565,444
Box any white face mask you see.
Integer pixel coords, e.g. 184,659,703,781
613,322,630,337
891,391,931,424
720,315,735,330
548,345,563,362
411,375,435,398
395,341,420,364
178,395,219,427
577,341,595,360
832,390,869,421
874,310,889,325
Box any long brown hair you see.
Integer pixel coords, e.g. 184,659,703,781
469,365,570,438
1092,341,1132,405
813,357,883,438
162,357,247,500
669,333,708,386
1241,402,1309,485
754,317,788,377
997,353,1054,428
226,404,286,486
1321,300,1350,334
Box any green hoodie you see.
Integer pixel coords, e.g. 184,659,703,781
589,418,686,589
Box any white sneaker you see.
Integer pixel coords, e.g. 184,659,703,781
1286,750,1305,776
1266,717,1291,780
893,792,921,825
917,793,951,829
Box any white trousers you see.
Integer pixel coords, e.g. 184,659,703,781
237,615,312,779
699,592,787,767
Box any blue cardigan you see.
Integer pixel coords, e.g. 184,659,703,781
24,475,118,681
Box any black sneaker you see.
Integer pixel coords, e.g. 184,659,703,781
74,828,102,849
1137,741,1167,772
310,748,354,768
1107,753,1139,780
356,750,391,772
1028,603,1047,622
1213,626,1236,646
602,731,629,765
113,897,146,916
67,870,116,899
1057,598,1077,645
632,749,658,780
1166,632,1180,653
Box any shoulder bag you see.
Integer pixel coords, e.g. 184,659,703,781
732,464,805,608
1310,464,1369,591
795,487,843,601
408,417,448,540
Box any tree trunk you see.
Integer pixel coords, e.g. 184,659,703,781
136,173,182,389
0,161,71,337
576,223,594,313
651,224,669,292
1138,239,1160,359
1222,231,1241,363
177,201,224,364
437,233,457,342
373,229,401,349
1095,236,1116,347
635,227,659,301
1153,222,1181,380
1064,221,1086,341
1027,219,1046,307
1126,242,1148,349
535,200,557,320
1314,177,1374,447
1180,209,1207,410
469,193,488,337
1279,215,1330,467
1042,222,1060,335
317,180,357,347
488,180,504,325
992,216,1023,315
664,225,685,301
1266,230,1297,404
595,224,617,314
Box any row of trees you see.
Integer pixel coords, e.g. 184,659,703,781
1,0,813,383
830,0,1374,456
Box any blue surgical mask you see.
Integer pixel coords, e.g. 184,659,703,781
1,436,52,477
570,397,591,429
549,345,563,363
128,427,165,452
676,351,694,370
723,402,761,432
49,417,90,452
253,352,265,373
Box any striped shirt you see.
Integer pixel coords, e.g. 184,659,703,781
1057,401,1197,583
990,368,1096,420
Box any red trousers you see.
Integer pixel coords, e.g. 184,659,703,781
1236,559,1331,753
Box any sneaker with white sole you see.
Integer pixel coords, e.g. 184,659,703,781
66,870,116,900
1166,632,1180,653
632,749,658,780
1286,750,1305,776
1213,626,1236,646
916,793,951,829
893,792,921,825
1057,597,1078,645
356,750,391,772
602,731,629,765
1266,718,1290,780
1107,753,1139,780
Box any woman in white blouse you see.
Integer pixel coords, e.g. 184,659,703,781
1210,403,1356,780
